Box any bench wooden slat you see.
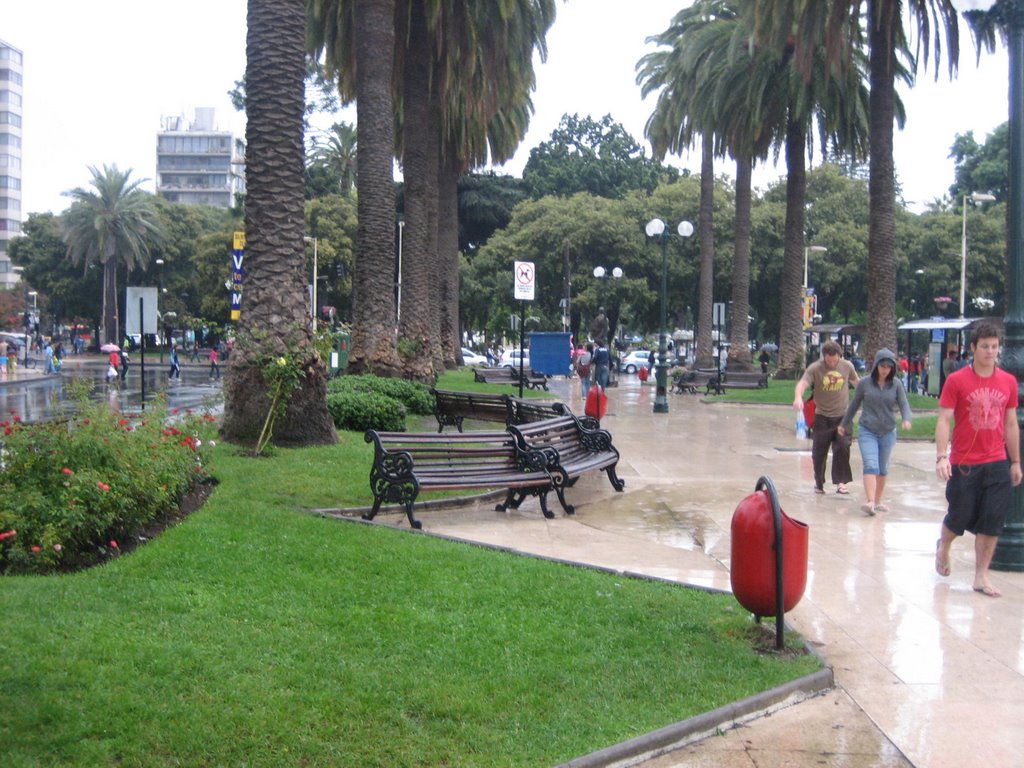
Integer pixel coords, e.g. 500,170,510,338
365,429,555,528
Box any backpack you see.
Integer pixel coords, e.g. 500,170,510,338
576,352,592,377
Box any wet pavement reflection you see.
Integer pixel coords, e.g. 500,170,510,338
0,360,221,422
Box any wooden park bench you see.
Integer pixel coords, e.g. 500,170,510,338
432,389,570,432
432,389,512,432
364,429,555,529
472,366,549,391
508,414,625,514
705,370,769,395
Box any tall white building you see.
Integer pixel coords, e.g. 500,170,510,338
156,108,245,209
0,39,23,289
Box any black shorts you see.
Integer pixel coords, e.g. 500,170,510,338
944,460,1013,537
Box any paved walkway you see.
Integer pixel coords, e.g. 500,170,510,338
370,375,1024,767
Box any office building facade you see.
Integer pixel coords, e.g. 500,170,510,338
0,39,23,289
156,108,245,209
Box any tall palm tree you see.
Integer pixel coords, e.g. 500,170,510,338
308,0,401,376
221,0,337,447
62,164,164,345
752,0,959,361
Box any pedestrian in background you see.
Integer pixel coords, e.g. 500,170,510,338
793,340,860,495
168,345,181,380
577,343,594,398
209,347,220,380
592,342,610,389
839,348,912,515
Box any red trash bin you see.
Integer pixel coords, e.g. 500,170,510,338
730,484,808,617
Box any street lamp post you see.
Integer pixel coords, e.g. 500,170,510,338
303,237,318,324
11,265,29,367
952,0,1024,569
960,192,997,318
645,218,694,413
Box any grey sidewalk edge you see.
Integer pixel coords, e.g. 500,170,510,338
555,668,834,768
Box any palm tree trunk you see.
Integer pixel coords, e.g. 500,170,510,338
348,0,400,376
695,137,715,367
438,157,461,369
103,250,117,345
728,154,753,369
221,0,336,447
776,115,808,380
398,2,440,381
865,0,899,361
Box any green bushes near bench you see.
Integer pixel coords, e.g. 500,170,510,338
326,374,435,432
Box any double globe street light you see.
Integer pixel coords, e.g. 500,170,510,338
645,218,694,414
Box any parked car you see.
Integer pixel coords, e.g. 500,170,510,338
461,347,489,367
499,349,529,369
620,350,653,374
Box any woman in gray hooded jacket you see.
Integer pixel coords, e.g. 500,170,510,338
839,347,913,515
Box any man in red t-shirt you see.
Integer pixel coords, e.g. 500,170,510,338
935,322,1022,597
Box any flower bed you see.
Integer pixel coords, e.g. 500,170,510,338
0,400,216,574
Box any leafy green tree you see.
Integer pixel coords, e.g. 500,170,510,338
949,123,1008,202
222,0,336,447
457,172,528,251
306,193,358,323
61,165,165,345
8,213,102,336
523,114,679,200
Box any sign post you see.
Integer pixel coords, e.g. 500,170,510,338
514,261,535,398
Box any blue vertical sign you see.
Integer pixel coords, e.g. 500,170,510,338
231,231,245,320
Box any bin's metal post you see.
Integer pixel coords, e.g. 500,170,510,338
756,476,785,650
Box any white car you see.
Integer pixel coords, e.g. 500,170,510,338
499,349,529,368
620,350,654,374
461,347,489,366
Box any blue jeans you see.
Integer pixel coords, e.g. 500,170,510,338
857,426,897,476
581,376,591,398
595,365,609,388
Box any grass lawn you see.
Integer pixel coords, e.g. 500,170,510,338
0,376,822,767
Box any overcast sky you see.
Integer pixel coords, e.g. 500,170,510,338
5,0,1009,217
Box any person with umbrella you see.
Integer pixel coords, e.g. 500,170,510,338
102,344,120,383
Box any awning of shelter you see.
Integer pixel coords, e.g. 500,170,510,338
898,318,992,331
806,323,867,335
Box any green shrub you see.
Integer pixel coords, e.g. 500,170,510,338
326,390,407,432
328,374,434,415
0,402,217,574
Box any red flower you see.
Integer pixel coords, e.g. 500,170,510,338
62,467,73,475
31,545,41,553
4,427,11,436
82,419,90,425
13,415,21,422
110,540,118,549
0,529,16,541
97,481,111,492
118,418,129,426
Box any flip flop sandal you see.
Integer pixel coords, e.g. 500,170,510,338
861,503,876,516
974,585,1002,598
873,503,890,513
836,484,850,495
814,487,825,495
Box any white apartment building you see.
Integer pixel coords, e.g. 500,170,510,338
156,108,245,209
0,38,23,290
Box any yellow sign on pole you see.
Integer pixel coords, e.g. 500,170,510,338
231,231,245,320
